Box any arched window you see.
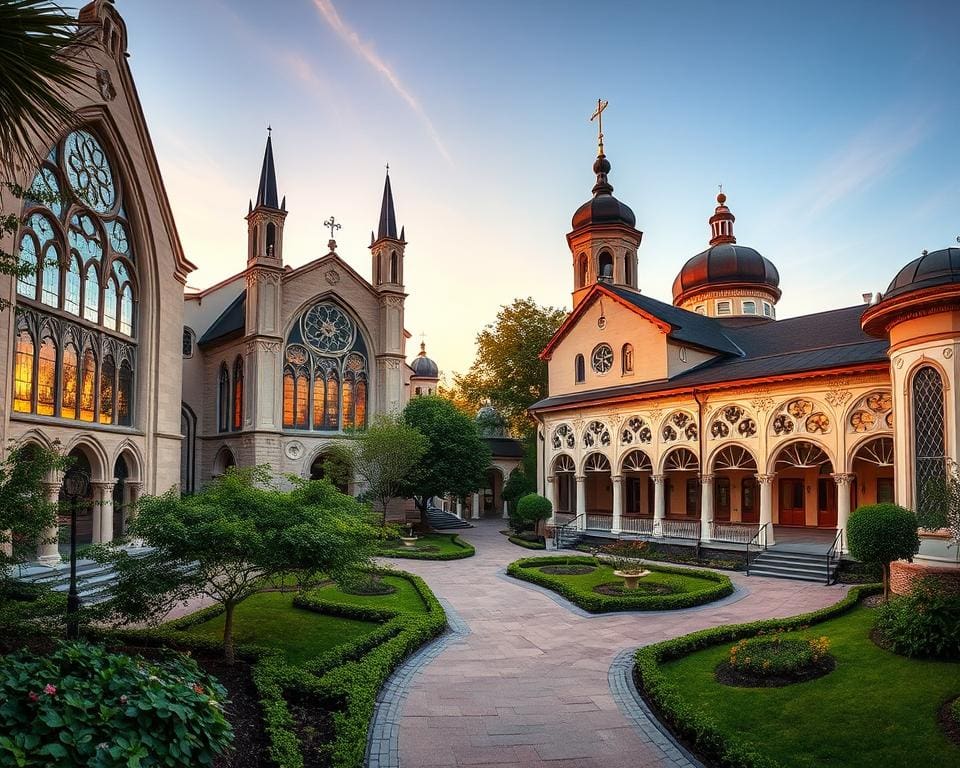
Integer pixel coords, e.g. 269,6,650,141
79,346,96,422
99,354,115,424
266,222,276,257
623,254,632,286
37,336,57,416
10,128,138,429
117,360,133,426
217,363,230,432
342,376,355,429
376,257,382,286
12,329,34,413
312,373,326,429
575,354,585,384
325,372,339,429
577,254,588,287
282,369,294,428
355,378,367,429
622,343,634,374
61,343,78,419
232,356,243,431
598,251,613,281
390,251,399,283
295,371,308,429
912,365,946,516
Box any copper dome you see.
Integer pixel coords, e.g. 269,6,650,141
883,247,960,301
571,153,636,230
672,244,781,302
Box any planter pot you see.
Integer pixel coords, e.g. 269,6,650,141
400,536,419,548
613,569,651,590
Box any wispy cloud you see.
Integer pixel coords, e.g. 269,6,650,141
310,0,452,165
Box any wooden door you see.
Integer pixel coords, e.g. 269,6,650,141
714,477,731,521
741,477,758,523
779,479,806,526
817,478,837,527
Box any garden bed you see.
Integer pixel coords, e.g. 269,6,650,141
507,555,733,612
634,584,960,768
378,533,475,560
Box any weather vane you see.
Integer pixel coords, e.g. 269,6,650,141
324,216,341,240
590,98,608,155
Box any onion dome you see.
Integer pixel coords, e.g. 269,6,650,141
476,402,507,438
571,151,636,230
882,247,960,301
672,192,780,303
410,341,438,378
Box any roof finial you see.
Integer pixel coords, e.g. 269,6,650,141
590,98,608,157
708,188,736,246
385,161,389,175
717,183,726,205
267,124,272,136
324,216,341,252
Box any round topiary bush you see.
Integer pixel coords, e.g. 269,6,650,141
716,634,834,687
846,503,920,599
0,640,233,765
516,493,552,533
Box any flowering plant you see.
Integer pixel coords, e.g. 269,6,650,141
727,634,831,677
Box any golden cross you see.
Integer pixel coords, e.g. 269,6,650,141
590,99,609,154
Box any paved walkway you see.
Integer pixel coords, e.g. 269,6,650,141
382,519,848,768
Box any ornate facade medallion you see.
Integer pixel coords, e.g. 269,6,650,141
96,68,116,101
285,441,305,460
324,269,340,285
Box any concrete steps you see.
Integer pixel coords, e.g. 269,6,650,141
424,507,473,531
749,548,837,583
13,546,154,604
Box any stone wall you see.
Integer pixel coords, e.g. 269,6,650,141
890,559,960,596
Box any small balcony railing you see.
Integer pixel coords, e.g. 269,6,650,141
620,516,655,536
585,514,612,531
659,518,701,540
710,521,760,544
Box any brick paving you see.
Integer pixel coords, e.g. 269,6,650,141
381,519,848,767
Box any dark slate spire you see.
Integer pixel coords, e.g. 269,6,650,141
255,128,279,209
377,168,398,240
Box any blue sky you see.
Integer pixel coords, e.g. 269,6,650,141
103,0,959,375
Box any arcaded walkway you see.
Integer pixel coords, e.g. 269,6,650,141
380,519,848,768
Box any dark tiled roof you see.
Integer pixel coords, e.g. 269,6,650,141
606,285,742,355
531,302,888,411
198,290,246,346
485,437,525,459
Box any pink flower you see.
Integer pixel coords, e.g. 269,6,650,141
27,691,39,703
192,684,204,695
44,684,57,696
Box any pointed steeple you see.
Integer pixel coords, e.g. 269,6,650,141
255,128,279,210
377,167,398,240
708,189,736,246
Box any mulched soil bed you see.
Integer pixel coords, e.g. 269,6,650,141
861,594,885,608
938,698,960,748
199,657,269,768
288,692,335,768
538,565,596,576
592,581,675,597
713,655,836,688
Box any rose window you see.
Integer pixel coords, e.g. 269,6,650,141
591,343,613,374
65,130,115,213
302,303,354,354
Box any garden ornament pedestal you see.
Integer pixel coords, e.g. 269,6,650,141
613,569,651,590
400,536,419,548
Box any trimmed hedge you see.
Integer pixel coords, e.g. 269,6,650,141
508,535,546,550
506,555,733,612
634,584,882,768
378,534,475,560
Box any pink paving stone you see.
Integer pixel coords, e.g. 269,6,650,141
387,519,847,767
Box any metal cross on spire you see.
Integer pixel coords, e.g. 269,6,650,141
324,216,341,239
590,98,609,155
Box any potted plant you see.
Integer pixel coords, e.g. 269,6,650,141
400,522,419,548
610,555,650,590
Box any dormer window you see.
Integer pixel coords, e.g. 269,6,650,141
716,300,732,316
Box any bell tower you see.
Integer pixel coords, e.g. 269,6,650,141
246,128,287,268
369,167,407,414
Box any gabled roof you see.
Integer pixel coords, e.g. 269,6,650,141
540,283,742,360
531,302,888,411
198,290,246,346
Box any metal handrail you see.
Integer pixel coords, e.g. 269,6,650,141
553,514,586,550
745,522,769,576
826,528,843,585
711,520,761,545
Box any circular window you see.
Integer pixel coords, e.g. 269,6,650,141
591,343,613,374
301,303,355,354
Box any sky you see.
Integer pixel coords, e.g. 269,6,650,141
89,1,960,379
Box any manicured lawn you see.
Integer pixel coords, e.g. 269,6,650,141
545,563,718,595
185,591,379,666
311,573,430,614
379,533,474,559
659,605,960,768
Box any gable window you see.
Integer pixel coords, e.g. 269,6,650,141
621,343,634,374
716,300,732,316
742,300,756,315
591,343,613,374
575,354,585,384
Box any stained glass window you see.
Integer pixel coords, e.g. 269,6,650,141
65,257,81,315
17,235,37,298
37,337,56,416
912,366,946,517
84,265,99,322
312,377,325,429
13,330,34,413
119,285,133,336
79,347,96,422
218,364,230,433
355,379,367,429
103,277,118,329
61,343,78,419
342,377,354,429
41,243,60,306
325,375,339,429
100,355,115,424
232,357,243,431
118,361,132,426
295,373,308,429
282,371,295,428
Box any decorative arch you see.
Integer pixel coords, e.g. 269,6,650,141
63,434,109,481
583,453,611,473
707,404,758,439
552,453,576,474
710,444,758,472
850,435,894,468
662,446,699,473
582,420,611,448
212,446,236,476
620,415,652,446
551,423,576,450
768,397,833,438
598,250,613,280
845,390,893,434
113,439,144,483
621,449,653,473
771,439,833,472
660,410,698,443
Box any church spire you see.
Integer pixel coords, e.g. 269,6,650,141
255,127,280,210
377,166,398,240
708,188,736,246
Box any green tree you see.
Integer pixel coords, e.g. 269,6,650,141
0,440,67,581
846,503,920,600
452,297,566,435
400,395,491,514
325,416,428,527
502,467,536,519
96,467,380,663
515,493,552,535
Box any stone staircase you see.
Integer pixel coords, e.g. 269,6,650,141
553,524,584,551
424,506,473,531
13,546,154,604
749,548,837,584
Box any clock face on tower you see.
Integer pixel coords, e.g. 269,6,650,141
301,303,355,355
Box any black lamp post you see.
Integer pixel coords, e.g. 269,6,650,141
62,467,89,641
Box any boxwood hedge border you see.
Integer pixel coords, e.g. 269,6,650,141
506,555,733,612
377,533,475,560
88,567,446,768
633,584,882,768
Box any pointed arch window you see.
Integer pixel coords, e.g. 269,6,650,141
622,343,634,374
119,284,133,336
37,336,57,416
266,222,277,257
13,329,34,413
575,354,585,384
61,342,78,419
118,360,133,426
294,370,308,429
65,257,81,315
232,356,244,431
17,235,38,298
342,376,355,430
99,354,116,424
41,244,60,306
355,378,367,429
282,369,295,428
103,277,118,330
390,251,399,283
325,372,340,429
79,346,96,422
912,365,946,517
217,363,230,432
83,264,99,322
312,373,326,429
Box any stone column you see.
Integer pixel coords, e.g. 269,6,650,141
36,481,62,564
611,474,623,534
91,482,115,544
756,473,776,546
700,473,714,543
502,499,509,519
546,476,557,525
471,493,480,520
455,498,463,519
575,475,586,531
832,473,855,553
652,474,665,537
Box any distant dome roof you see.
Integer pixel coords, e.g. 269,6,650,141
476,403,507,437
571,153,636,230
883,247,960,301
410,342,438,378
672,244,781,302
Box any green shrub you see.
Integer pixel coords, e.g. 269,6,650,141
634,585,881,768
508,534,546,550
874,577,960,659
377,534,475,560
0,641,233,767
952,697,960,725
726,634,831,677
846,503,920,599
507,555,733,612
